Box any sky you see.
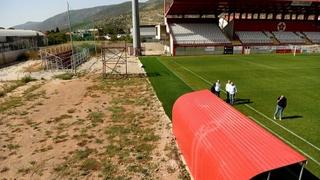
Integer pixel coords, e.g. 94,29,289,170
0,0,147,28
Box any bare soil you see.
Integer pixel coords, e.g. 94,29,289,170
0,74,189,179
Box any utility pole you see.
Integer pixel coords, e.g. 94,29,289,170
132,0,141,56
67,1,76,73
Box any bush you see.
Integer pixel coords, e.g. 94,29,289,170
54,73,74,80
20,75,35,84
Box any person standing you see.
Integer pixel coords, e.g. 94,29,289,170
229,82,237,105
225,80,231,103
214,80,221,97
274,95,287,120
210,82,216,94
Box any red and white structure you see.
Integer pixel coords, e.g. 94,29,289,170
164,0,320,55
173,90,307,180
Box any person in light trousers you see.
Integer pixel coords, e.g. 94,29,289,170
274,95,287,120
229,82,237,105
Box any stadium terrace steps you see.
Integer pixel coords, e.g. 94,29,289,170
169,23,231,45
303,32,320,44
272,31,306,44
236,31,273,44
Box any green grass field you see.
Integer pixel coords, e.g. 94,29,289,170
140,54,320,178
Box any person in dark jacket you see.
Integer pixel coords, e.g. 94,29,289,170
273,95,287,120
210,82,216,94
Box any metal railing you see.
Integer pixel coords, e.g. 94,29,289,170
40,48,89,71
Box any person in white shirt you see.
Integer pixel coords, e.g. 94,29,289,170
225,80,231,102
229,82,237,105
214,80,221,97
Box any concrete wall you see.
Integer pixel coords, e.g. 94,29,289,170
0,49,26,66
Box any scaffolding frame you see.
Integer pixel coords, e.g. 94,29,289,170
101,43,128,76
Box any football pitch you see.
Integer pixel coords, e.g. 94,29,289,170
140,54,320,178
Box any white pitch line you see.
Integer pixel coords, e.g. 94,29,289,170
170,60,320,153
249,116,320,166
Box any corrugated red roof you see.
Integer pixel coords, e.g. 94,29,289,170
166,0,320,15
172,90,306,180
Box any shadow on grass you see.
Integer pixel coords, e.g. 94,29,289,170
233,98,253,105
282,115,303,120
146,72,161,77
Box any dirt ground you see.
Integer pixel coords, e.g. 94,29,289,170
0,73,189,179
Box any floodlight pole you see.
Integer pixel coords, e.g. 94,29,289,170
132,0,141,56
298,162,305,180
267,171,271,180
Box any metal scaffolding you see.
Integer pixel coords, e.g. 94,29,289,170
101,43,128,76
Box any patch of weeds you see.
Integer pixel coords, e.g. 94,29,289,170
143,134,161,142
167,166,176,174
67,108,76,114
105,144,121,157
87,84,104,92
56,123,69,132
19,111,29,116
74,148,93,160
127,164,143,173
95,138,103,144
39,145,53,152
35,102,44,106
105,126,130,139
24,90,46,101
20,75,36,84
53,134,69,143
102,160,117,179
53,162,69,174
77,140,88,147
45,130,53,137
108,106,125,121
87,111,104,125
178,164,191,180
54,114,72,122
7,143,20,150
0,97,23,113
80,158,101,172
135,143,154,161
0,77,35,97
0,166,9,173
54,73,74,80
17,167,31,175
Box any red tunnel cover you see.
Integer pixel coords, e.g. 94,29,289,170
172,90,306,180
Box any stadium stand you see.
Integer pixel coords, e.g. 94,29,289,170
165,0,320,55
264,31,275,39
236,31,273,44
169,23,231,45
303,32,320,43
272,31,305,44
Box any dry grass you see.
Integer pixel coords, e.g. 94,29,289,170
0,74,188,179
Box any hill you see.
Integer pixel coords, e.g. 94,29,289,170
13,0,163,32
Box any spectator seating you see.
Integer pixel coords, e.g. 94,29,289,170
272,31,305,44
303,32,320,43
169,23,231,45
236,31,273,44
264,31,275,39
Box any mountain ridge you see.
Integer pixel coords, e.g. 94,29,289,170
13,0,163,32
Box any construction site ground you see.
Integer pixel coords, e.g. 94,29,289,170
0,57,189,179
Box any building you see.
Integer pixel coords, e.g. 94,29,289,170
0,29,47,65
131,24,166,42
